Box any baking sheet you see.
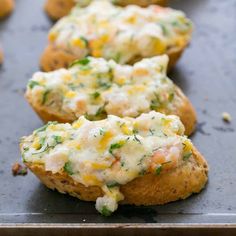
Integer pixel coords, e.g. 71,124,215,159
0,0,236,226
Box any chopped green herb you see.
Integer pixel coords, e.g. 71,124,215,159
32,144,49,155
183,152,192,161
95,104,107,117
150,93,161,110
91,91,100,99
133,129,138,134
39,137,46,149
53,135,63,144
101,206,112,217
98,81,111,90
64,161,74,175
107,181,119,188
28,80,40,89
159,23,168,36
34,121,58,134
109,142,125,154
156,165,162,175
23,147,29,152
68,83,77,91
99,128,105,135
42,90,50,105
113,52,121,63
139,168,146,176
69,58,90,68
149,129,155,135
80,36,88,46
133,134,141,144
168,93,174,102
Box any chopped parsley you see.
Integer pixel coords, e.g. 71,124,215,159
150,93,161,110
106,181,119,188
149,128,155,135
32,144,49,155
70,58,90,68
168,93,174,102
98,81,111,90
101,206,112,217
91,91,100,99
183,152,192,161
52,135,63,144
80,36,88,46
133,134,141,144
42,90,50,105
64,161,74,175
99,128,105,135
109,141,125,155
28,80,40,89
156,165,162,175
95,104,107,117
34,121,58,134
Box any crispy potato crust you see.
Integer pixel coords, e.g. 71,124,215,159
44,0,168,21
40,43,186,72
0,48,3,64
25,147,208,205
0,0,14,19
25,85,196,135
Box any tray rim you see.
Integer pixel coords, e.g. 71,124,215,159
1,223,236,228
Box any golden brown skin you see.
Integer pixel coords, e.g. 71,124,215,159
40,43,187,72
44,0,75,21
25,85,197,136
0,0,14,19
25,147,208,206
44,0,168,21
0,48,3,64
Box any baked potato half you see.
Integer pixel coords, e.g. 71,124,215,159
26,56,197,135
20,111,208,215
0,0,14,19
0,48,3,64
41,1,192,71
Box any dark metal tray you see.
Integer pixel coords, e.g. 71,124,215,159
0,0,236,232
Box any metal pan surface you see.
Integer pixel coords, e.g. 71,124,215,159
0,0,235,230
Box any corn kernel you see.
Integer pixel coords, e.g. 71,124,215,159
121,124,133,135
65,91,76,98
83,175,101,186
48,32,58,42
32,137,41,150
72,119,84,129
71,38,86,48
98,131,113,152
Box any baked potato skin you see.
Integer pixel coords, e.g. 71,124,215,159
44,0,168,21
40,43,187,73
0,48,3,64
25,147,208,205
25,85,196,136
0,0,14,19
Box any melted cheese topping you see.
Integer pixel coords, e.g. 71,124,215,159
26,55,182,121
49,0,192,64
20,111,194,215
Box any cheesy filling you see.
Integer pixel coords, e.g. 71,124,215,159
26,55,183,120
49,0,192,64
20,111,194,215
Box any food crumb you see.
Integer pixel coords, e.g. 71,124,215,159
12,162,28,176
222,112,232,123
